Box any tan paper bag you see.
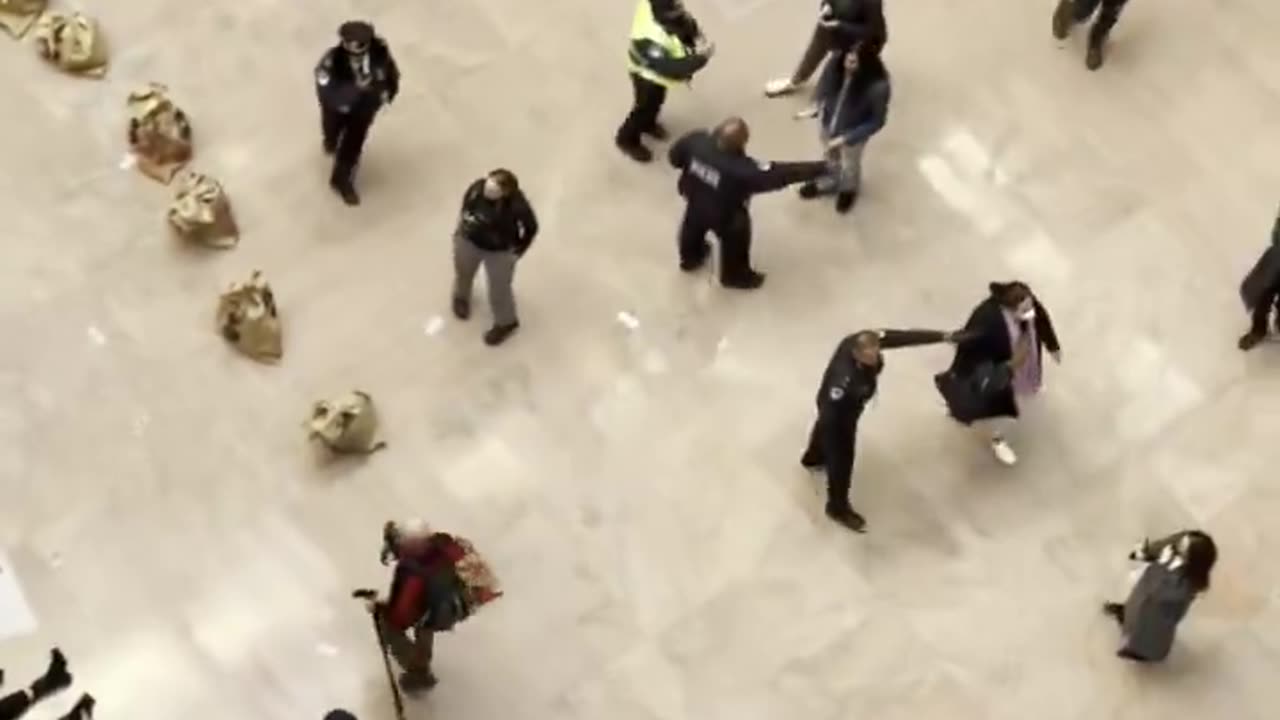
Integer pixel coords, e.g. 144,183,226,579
0,0,46,38
32,12,107,77
126,83,193,183
308,391,387,455
169,171,239,248
215,271,282,362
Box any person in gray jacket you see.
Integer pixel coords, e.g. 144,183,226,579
1102,530,1217,663
796,44,890,214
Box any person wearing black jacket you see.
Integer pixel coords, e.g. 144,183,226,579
667,117,827,289
452,169,538,346
796,44,890,213
314,21,400,206
1238,207,1280,351
940,282,1061,466
802,329,959,532
763,0,887,99
1051,0,1129,71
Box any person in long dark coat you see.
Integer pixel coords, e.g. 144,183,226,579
1102,530,1217,662
940,281,1061,466
1238,206,1280,351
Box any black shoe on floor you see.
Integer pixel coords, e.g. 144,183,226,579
616,139,653,163
398,671,439,693
835,192,857,214
721,271,766,290
60,693,95,720
1238,331,1265,351
484,322,520,346
825,505,867,533
644,123,669,141
1051,0,1074,39
31,648,72,701
1102,602,1125,625
330,181,360,206
1086,42,1105,70
452,296,471,321
797,182,820,200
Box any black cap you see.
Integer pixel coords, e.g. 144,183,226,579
324,711,357,720
338,21,375,45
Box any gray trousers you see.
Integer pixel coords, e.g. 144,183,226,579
378,611,435,677
452,233,518,326
816,128,866,194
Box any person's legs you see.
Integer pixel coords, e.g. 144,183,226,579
616,74,666,161
331,108,375,204
801,416,826,468
1053,0,1102,39
0,649,72,720
0,690,33,720
376,612,432,680
677,205,712,271
480,250,519,346
833,141,866,213
717,212,763,289
321,107,344,155
1086,0,1128,69
822,421,865,532
451,234,484,319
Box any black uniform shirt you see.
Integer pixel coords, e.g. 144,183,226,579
817,329,951,427
315,38,401,112
668,131,827,224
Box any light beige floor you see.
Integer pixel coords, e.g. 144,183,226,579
3,0,1280,718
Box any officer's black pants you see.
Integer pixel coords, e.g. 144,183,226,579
0,689,32,720
322,105,378,188
1249,287,1280,335
616,73,667,147
803,414,857,512
1069,0,1129,45
678,205,754,282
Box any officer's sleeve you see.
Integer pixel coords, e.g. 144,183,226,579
738,160,829,195
513,193,539,254
668,132,696,169
877,329,949,350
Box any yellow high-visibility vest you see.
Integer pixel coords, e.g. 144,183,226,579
626,1,689,88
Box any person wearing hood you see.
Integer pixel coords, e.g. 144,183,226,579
802,328,961,532
1238,206,1280,351
615,0,714,163
795,44,890,214
939,282,1061,466
1102,530,1217,662
667,117,828,289
314,20,400,206
763,0,886,99
1051,0,1129,71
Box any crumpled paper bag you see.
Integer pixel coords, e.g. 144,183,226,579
215,270,282,362
32,12,108,77
0,0,46,38
169,171,238,248
126,83,193,183
308,391,387,455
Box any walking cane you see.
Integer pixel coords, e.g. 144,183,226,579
352,589,407,720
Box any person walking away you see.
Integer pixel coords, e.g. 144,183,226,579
763,0,886,98
795,44,889,214
942,281,1061,466
314,21,400,206
452,169,538,346
802,328,961,531
1102,530,1217,662
1051,0,1130,70
1238,205,1280,350
616,0,714,163
667,117,828,289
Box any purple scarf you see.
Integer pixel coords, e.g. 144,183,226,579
1002,310,1042,396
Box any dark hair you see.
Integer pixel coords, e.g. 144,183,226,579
990,281,1031,308
488,168,519,194
1180,530,1217,593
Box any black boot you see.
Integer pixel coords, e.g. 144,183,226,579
59,694,95,720
825,504,867,533
1051,0,1075,39
30,649,72,701
1086,25,1109,70
1239,330,1265,351
615,138,653,163
330,179,360,206
483,322,520,346
721,270,766,290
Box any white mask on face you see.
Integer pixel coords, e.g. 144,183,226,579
482,178,503,200
1016,298,1035,321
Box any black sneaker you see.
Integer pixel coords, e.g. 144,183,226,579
721,271,766,290
825,506,867,533
451,296,471,320
484,322,520,346
835,191,857,214
644,123,669,141
1238,331,1265,351
797,182,820,200
616,139,653,163
330,181,360,206
31,648,72,701
1085,42,1105,70
1051,0,1074,39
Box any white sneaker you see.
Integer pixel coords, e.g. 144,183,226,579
764,77,798,97
793,104,818,120
991,437,1017,466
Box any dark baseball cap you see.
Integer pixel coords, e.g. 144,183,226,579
324,710,357,720
338,21,375,45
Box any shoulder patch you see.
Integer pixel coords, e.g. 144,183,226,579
315,69,330,86
828,386,844,401
756,160,773,171
646,45,662,59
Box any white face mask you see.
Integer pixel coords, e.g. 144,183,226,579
482,178,503,200
1015,299,1035,321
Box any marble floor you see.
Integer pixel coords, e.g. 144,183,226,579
2,0,1280,718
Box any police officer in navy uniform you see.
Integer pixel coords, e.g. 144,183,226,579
667,117,827,289
314,21,400,206
802,328,960,531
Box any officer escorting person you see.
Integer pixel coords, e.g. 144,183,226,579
802,328,960,532
314,20,400,206
452,169,538,347
616,0,714,163
667,117,828,289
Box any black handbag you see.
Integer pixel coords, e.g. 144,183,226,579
934,361,1011,424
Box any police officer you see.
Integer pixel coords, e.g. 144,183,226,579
802,328,960,532
616,0,714,163
667,117,828,289
1051,0,1129,71
314,21,400,206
